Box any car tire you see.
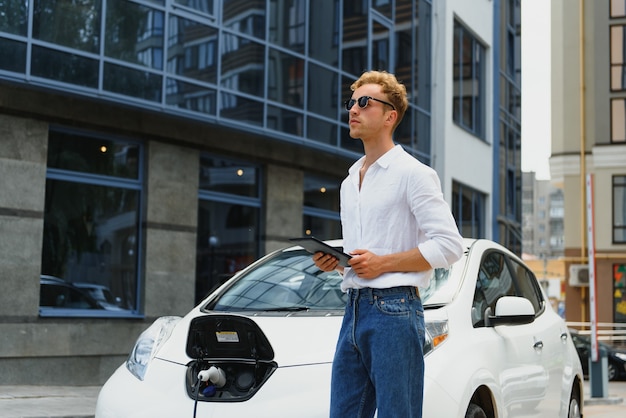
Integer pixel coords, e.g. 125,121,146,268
465,403,487,418
608,363,616,381
568,388,582,418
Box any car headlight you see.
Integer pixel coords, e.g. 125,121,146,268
423,316,449,356
126,316,181,381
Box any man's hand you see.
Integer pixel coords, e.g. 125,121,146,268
313,252,340,272
347,249,384,279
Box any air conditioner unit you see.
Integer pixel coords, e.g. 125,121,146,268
569,264,589,287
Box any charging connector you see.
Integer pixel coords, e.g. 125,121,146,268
197,366,227,388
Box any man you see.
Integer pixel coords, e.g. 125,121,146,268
313,71,463,418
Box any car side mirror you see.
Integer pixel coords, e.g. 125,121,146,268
484,296,535,327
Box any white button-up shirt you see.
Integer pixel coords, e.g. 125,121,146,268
340,145,464,290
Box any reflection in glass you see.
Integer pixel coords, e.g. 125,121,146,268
269,0,305,53
199,155,260,197
167,16,218,83
307,116,336,145
373,0,392,18
33,0,101,53
302,215,342,241
0,0,29,36
41,179,139,312
220,92,263,125
268,48,304,106
307,63,338,119
196,198,260,303
223,0,265,40
175,0,214,15
31,46,98,88
220,33,264,96
341,2,367,76
304,173,340,213
0,38,27,72
372,21,390,71
103,62,162,102
105,0,164,69
166,78,217,116
267,105,303,136
309,0,339,65
48,131,140,179
41,131,141,314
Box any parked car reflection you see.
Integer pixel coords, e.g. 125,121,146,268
40,275,127,312
570,328,626,381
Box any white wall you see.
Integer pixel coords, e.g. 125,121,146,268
432,0,495,237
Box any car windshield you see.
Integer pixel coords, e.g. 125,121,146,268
208,247,466,312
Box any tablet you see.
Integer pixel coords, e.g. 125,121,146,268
289,237,352,267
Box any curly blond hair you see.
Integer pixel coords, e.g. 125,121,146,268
351,71,408,130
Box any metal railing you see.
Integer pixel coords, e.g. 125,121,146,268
566,322,626,348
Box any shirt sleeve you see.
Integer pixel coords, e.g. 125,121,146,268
408,166,464,269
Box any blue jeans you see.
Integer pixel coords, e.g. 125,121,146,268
330,286,425,418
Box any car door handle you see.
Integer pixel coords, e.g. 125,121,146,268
560,332,568,341
533,340,544,350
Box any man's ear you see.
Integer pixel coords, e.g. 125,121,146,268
385,110,398,126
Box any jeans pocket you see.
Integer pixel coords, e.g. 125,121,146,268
374,294,411,316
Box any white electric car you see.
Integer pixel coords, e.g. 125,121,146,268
96,238,584,418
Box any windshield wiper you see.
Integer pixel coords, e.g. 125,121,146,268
261,306,310,312
423,303,446,310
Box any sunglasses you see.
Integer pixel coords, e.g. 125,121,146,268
344,96,396,111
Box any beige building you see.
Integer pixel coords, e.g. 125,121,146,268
551,0,626,324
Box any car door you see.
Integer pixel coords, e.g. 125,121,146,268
472,251,551,417
508,257,568,417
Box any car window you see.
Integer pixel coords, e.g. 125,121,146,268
472,251,516,327
508,258,544,314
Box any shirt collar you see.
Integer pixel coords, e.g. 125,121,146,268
348,144,403,175
375,144,403,169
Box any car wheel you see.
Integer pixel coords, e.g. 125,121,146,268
608,363,616,381
568,389,582,418
465,403,487,418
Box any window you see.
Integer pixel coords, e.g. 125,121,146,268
614,175,626,243
302,173,341,240
611,98,626,142
41,129,142,317
611,0,626,18
611,25,626,91
453,21,486,138
196,155,262,303
615,263,626,323
509,258,544,313
452,181,485,239
471,251,543,327
472,252,516,327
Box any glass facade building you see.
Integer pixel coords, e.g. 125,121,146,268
1,0,433,162
0,0,522,385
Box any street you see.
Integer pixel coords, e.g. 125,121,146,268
583,380,626,417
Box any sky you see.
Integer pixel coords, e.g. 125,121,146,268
521,0,551,180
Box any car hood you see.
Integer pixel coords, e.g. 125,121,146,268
155,312,343,368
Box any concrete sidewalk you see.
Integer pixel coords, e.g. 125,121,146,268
0,382,625,418
0,386,100,418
